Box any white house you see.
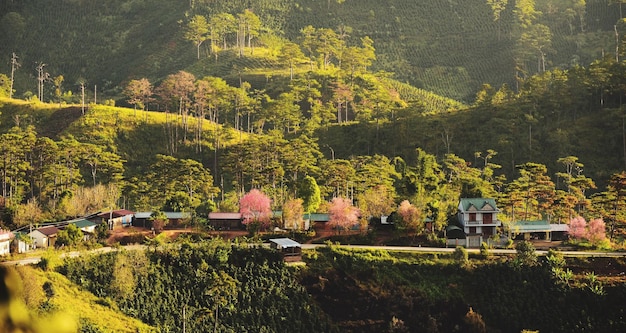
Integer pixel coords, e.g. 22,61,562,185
12,232,32,254
455,198,501,247
0,229,14,256
28,225,60,249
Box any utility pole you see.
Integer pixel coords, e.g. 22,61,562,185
10,52,20,99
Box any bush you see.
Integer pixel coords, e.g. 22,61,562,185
37,250,61,271
453,246,468,264
514,241,537,267
479,242,490,258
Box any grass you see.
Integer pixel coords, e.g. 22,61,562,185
0,98,249,179
10,265,155,333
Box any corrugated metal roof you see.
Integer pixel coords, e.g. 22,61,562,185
208,212,242,219
509,220,551,232
97,209,135,218
550,224,570,232
165,212,191,219
34,226,59,236
269,238,301,248
508,220,569,233
305,213,330,222
134,212,152,219
72,219,97,228
459,198,499,212
133,212,191,219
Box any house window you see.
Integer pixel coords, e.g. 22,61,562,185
469,227,476,234
483,213,492,224
469,213,476,222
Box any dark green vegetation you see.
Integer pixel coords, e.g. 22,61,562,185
0,1,625,244
23,241,621,333
60,240,337,333
1,1,626,332
300,245,626,333
0,0,621,102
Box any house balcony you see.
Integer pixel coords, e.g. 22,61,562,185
464,220,501,226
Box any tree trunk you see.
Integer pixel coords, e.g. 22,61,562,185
214,306,219,333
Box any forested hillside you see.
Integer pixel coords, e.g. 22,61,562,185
2,2,626,332
0,0,626,243
0,0,621,102
299,244,626,333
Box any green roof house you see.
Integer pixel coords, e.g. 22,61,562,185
455,198,501,247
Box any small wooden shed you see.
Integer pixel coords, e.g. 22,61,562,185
269,238,302,261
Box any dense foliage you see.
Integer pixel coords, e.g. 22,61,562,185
0,0,622,102
299,245,626,333
0,2,625,236
60,239,337,333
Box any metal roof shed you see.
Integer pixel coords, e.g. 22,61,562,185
269,238,301,248
269,238,302,260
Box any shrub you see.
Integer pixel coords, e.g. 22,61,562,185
453,246,468,264
463,307,487,333
479,242,490,258
514,241,537,267
37,250,61,271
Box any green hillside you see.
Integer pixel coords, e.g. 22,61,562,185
35,241,626,333
2,263,155,332
0,0,621,102
0,0,625,240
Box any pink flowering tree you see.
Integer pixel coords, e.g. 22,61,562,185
586,218,607,245
567,216,587,239
397,200,423,234
567,216,607,246
328,197,360,233
239,189,272,233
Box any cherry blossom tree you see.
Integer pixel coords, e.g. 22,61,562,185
567,216,607,245
586,218,606,244
567,216,587,239
328,197,360,233
397,200,423,234
239,189,272,232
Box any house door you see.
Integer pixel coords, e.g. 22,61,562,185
483,213,492,224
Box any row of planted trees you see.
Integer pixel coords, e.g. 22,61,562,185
122,68,394,138
59,239,338,332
